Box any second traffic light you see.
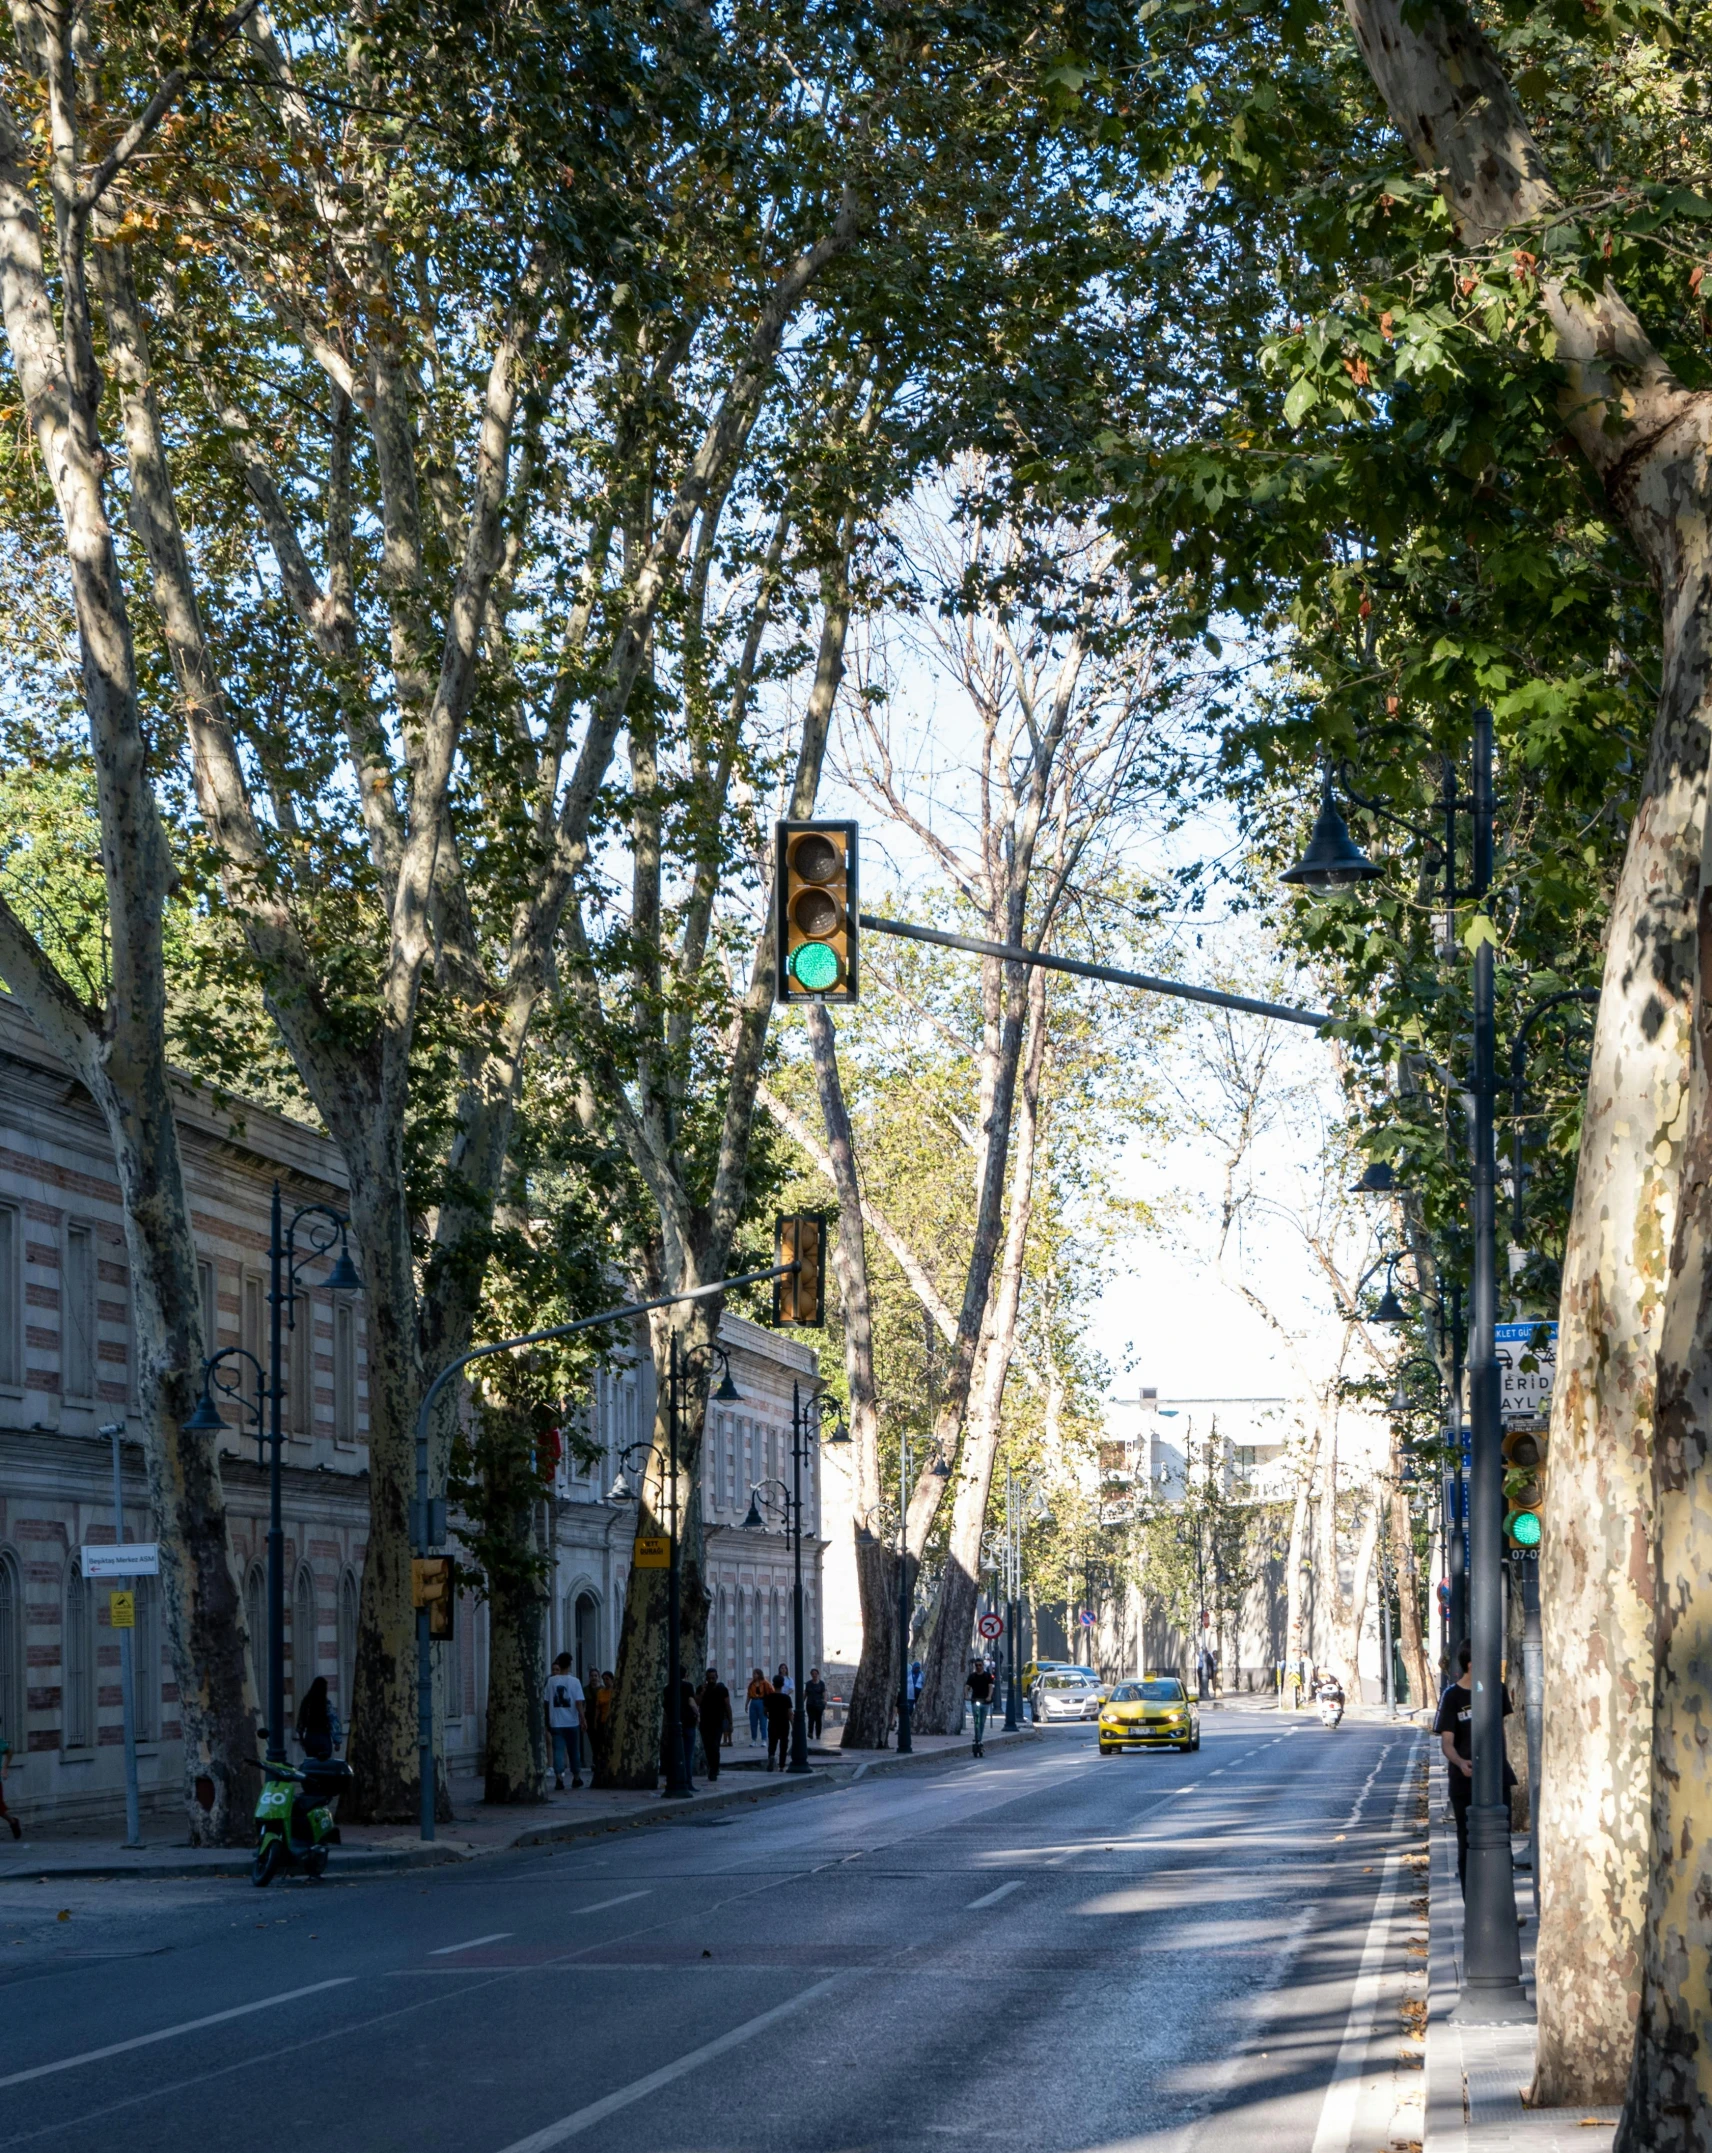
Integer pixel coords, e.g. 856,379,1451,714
776,820,858,1003
775,1213,826,1327
1502,1427,1547,1548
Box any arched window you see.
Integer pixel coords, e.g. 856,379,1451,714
291,1565,317,1719
337,1570,358,1715
132,1577,159,1743
574,1591,599,1679
63,1565,93,1749
244,1562,266,1710
0,1549,22,1756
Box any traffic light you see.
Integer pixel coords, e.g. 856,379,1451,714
776,820,858,1003
1502,1427,1547,1549
774,1212,826,1327
412,1555,456,1640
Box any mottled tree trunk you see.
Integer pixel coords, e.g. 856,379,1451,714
1392,1486,1430,1712
1619,879,1712,2151
482,1520,549,1806
1338,2,1712,2099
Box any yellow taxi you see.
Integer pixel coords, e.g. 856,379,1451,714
1098,1674,1200,1754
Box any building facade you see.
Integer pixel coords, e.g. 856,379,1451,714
0,994,822,1824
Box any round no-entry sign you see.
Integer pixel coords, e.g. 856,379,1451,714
978,1612,1004,1639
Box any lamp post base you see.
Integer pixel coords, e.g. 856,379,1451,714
1451,1800,1527,2022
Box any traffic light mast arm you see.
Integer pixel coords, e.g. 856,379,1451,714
857,914,1331,1029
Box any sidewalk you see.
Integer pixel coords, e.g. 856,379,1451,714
0,1720,1041,1882
1425,1757,1620,2153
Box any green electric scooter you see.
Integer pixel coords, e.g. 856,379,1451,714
252,1754,352,1886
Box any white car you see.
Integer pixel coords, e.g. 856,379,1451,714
1032,1669,1105,1722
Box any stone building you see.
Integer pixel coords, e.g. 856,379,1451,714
0,993,822,1825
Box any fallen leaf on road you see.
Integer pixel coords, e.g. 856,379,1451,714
55,1910,69,1922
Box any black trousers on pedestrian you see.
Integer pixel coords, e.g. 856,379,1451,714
767,1725,789,1767
1450,1779,1470,1894
807,1708,822,1741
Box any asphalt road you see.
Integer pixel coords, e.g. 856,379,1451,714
0,1707,1426,2153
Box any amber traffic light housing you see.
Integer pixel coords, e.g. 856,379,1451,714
776,820,858,1003
775,1213,827,1327
1502,1426,1547,1549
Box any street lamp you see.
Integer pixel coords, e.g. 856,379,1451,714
742,1379,847,1773
185,1188,361,1767
1286,709,1526,2020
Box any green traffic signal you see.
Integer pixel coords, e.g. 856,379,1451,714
1507,1510,1542,1548
790,941,840,992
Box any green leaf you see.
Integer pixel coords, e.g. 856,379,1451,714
1282,377,1318,427
1463,913,1500,951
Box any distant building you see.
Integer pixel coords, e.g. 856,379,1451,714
0,994,820,1826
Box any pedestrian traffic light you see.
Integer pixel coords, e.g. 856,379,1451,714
774,1212,826,1327
412,1555,456,1639
775,820,858,1003
1502,1427,1547,1549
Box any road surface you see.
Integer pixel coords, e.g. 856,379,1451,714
0,1706,1426,2152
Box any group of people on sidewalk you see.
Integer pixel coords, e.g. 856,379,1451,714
543,1657,833,1791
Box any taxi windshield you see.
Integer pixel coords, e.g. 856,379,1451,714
1108,1684,1142,1703
1139,1679,1184,1702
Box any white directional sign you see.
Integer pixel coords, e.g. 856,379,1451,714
81,1543,159,1579
1496,1323,1556,1426
977,1612,1004,1640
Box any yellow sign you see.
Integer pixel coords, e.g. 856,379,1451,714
109,1590,135,1629
632,1535,670,1569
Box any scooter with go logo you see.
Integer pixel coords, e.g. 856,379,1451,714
252,1754,353,1886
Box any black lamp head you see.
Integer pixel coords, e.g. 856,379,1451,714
742,1493,765,1531
1352,1161,1396,1194
182,1390,226,1435
323,1244,362,1294
825,1413,851,1444
604,1465,636,1505
931,1453,953,1479
1373,1286,1407,1324
1281,777,1383,896
713,1366,742,1404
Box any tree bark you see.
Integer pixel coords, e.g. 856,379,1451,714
481,1514,549,1806
1392,1486,1430,1712
1618,884,1712,2151
1339,3,1712,2098
0,71,257,1844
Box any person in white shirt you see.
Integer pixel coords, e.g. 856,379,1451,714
544,1654,586,1789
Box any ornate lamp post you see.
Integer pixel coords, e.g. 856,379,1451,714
184,1188,360,1765
1285,710,1527,2021
743,1378,848,1773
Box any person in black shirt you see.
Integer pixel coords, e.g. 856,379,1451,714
965,1660,996,1755
804,1667,828,1743
1432,1640,1514,1895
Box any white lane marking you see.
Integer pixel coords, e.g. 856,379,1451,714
965,1880,1023,1909
1308,1852,1402,2153
1341,1742,1395,1829
430,1932,513,1956
0,1979,355,2090
573,1890,652,1916
490,1975,845,2150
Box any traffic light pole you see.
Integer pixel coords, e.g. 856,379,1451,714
1453,705,1528,2022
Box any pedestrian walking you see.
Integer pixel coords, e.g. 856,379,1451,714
804,1667,827,1742
964,1659,995,1756
746,1668,769,1745
697,1667,732,1780
295,1675,337,1762
666,1676,699,1789
544,1653,586,1790
763,1680,794,1770
774,1662,793,1696
908,1659,924,1704
1433,1640,1515,1895
0,1721,19,1840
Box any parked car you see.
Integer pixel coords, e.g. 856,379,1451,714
1032,1669,1106,1723
1021,1658,1079,1696
1098,1675,1200,1754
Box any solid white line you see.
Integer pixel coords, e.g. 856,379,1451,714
573,1890,651,1916
0,1979,355,2090
431,1933,513,1956
1341,1742,1395,1829
965,1879,1023,1909
490,1975,845,2151
1308,1852,1402,2153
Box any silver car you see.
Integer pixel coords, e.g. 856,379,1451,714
1032,1669,1106,1722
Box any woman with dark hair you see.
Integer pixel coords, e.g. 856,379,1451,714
296,1675,335,1762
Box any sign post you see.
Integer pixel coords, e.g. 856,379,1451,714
93,1424,146,1849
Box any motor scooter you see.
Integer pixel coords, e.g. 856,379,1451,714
253,1754,353,1886
1316,1686,1344,1730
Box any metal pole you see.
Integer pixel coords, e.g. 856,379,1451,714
267,1184,286,1768
663,1335,690,1796
1455,704,1527,2019
1379,1526,1395,1717
788,1381,810,1774
896,1438,912,1754
1517,1549,1544,1920
107,1421,142,1847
